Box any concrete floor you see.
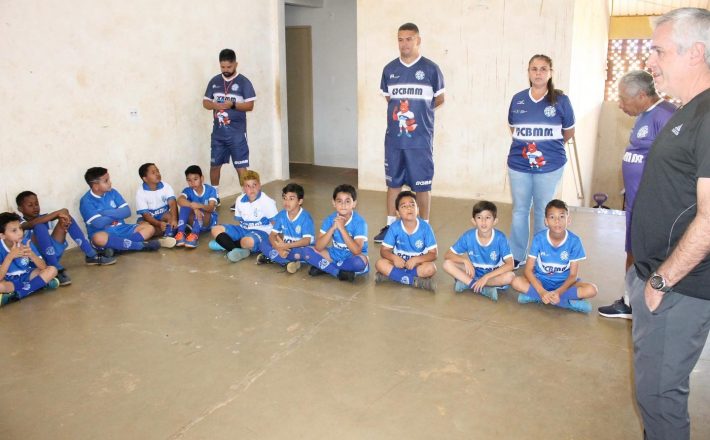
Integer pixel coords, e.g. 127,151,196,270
1,164,709,440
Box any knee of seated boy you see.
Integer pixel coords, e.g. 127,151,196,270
92,232,109,247
417,262,437,278
44,265,58,279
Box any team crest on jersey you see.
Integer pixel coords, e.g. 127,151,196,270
401,276,410,284
415,239,424,249
319,259,330,269
295,225,302,234
490,251,498,261
544,106,556,117
415,70,425,80
20,256,30,266
637,125,649,138
110,201,117,208
231,84,239,92
560,251,569,261
269,249,279,259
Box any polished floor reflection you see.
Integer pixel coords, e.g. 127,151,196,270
1,164,708,439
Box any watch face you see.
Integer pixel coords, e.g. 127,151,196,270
650,274,664,290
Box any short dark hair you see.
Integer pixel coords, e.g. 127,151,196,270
545,199,568,216
332,184,357,201
398,22,419,34
0,212,21,234
84,167,108,186
282,183,305,200
16,190,37,207
395,190,416,209
219,49,236,62
184,165,203,177
138,163,155,179
472,200,498,218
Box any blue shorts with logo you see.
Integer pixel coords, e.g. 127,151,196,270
535,275,581,292
211,133,250,168
223,225,268,252
103,223,139,239
384,145,434,191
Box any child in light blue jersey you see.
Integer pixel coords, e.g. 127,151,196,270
135,163,178,238
16,191,116,286
302,184,369,282
257,183,315,273
375,191,437,290
175,165,218,248
79,167,176,254
0,212,59,306
510,199,598,314
211,170,278,263
443,201,514,301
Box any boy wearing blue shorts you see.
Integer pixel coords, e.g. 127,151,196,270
175,165,218,249
210,170,277,263
79,167,176,253
257,183,315,273
443,201,515,301
0,212,59,306
135,163,178,238
16,191,116,286
511,199,598,313
302,184,369,282
375,191,437,291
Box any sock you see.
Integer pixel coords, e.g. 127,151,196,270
177,206,191,233
106,234,144,251
389,267,417,285
623,291,630,306
525,285,541,300
191,218,202,236
559,286,580,308
467,279,476,289
164,224,174,237
303,247,339,277
130,232,144,242
67,220,97,257
387,216,396,226
216,233,237,251
259,240,290,265
214,186,220,197
18,276,48,298
338,256,367,273
32,223,61,267
423,219,430,223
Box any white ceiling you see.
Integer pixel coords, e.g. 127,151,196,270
611,0,710,16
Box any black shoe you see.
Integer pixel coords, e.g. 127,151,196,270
230,202,236,211
598,297,632,319
309,266,326,277
513,259,525,270
373,225,389,244
56,270,72,286
256,253,271,265
102,248,115,258
337,270,355,282
216,197,221,207
142,239,161,251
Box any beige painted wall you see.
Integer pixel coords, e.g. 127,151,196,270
356,0,608,207
0,0,286,215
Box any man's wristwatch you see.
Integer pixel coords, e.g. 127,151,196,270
649,272,672,293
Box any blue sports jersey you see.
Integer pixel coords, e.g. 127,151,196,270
450,228,513,279
0,240,41,276
529,229,586,284
135,182,175,221
204,73,256,139
382,218,436,260
380,56,445,149
508,89,575,173
234,192,278,234
272,208,315,245
79,189,129,237
320,211,368,256
180,184,219,206
621,99,676,212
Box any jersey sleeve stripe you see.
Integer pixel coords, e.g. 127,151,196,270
86,214,101,224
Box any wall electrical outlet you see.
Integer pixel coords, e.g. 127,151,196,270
129,108,140,120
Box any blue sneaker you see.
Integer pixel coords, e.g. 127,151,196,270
481,286,499,302
454,280,468,293
373,226,389,244
517,293,541,304
46,277,61,290
226,248,250,263
183,233,199,249
567,299,592,314
208,240,225,251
